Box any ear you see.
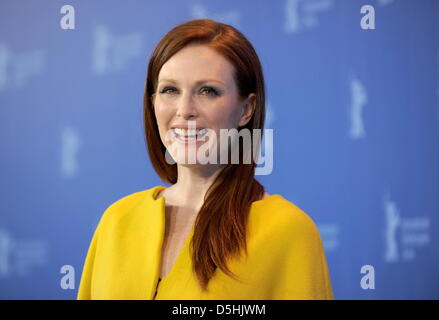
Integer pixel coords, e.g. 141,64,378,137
238,93,256,127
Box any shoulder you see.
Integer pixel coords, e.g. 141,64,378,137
96,185,162,230
250,194,321,241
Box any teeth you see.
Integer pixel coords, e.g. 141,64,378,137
173,128,207,138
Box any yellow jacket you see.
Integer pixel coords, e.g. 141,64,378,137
77,185,334,300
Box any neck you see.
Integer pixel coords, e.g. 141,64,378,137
167,163,225,208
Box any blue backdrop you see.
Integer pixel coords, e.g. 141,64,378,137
0,0,438,299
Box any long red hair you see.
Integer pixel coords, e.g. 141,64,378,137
143,19,266,291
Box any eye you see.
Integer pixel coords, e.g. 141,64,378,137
160,86,178,94
199,87,219,96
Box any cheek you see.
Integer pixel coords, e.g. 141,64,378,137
154,104,173,141
154,104,171,126
207,101,242,129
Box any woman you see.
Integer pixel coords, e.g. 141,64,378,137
77,19,334,300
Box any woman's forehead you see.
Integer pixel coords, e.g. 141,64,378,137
158,45,235,85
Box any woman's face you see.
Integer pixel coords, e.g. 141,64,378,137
153,44,255,165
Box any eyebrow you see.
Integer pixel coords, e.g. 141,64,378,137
158,78,225,86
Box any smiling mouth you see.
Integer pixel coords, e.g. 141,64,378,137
172,128,208,141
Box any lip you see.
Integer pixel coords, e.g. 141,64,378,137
174,135,205,145
172,128,208,144
171,124,206,130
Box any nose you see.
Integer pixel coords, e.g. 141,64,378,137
176,91,198,120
